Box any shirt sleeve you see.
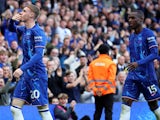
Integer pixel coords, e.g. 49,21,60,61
138,31,159,65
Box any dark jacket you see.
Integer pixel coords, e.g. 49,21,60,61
54,105,78,120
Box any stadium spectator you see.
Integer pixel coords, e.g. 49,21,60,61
0,0,6,15
54,93,90,120
116,56,127,75
0,35,6,50
63,50,80,72
119,43,128,56
114,71,127,102
51,96,59,104
42,55,50,69
0,49,12,69
0,67,3,78
49,47,59,60
55,19,72,44
80,66,95,103
62,70,85,103
2,65,13,83
8,40,23,72
1,9,18,47
123,51,130,64
0,67,15,105
54,93,78,120
74,54,94,103
47,59,63,98
75,55,88,78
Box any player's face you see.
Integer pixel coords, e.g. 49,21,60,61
128,12,141,29
19,7,33,22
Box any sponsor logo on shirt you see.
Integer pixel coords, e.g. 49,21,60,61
34,36,42,41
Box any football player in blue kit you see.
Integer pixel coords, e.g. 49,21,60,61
8,4,53,120
120,10,160,120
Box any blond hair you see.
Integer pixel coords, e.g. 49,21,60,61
58,93,68,99
26,4,40,19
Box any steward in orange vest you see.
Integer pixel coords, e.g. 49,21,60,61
87,44,117,120
87,48,117,96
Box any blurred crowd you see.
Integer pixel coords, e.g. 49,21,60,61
0,0,160,106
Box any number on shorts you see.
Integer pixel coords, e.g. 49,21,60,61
147,84,157,96
31,90,40,99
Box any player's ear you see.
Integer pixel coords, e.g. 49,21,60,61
139,17,144,24
30,12,35,18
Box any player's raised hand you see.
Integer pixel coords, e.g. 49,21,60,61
12,13,21,21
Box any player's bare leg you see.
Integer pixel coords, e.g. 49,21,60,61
148,100,160,120
11,98,25,120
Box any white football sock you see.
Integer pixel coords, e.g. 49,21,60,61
38,108,53,120
154,107,160,120
11,106,24,120
120,104,131,120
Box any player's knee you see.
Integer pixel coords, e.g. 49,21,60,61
37,105,49,110
148,100,159,111
122,98,133,106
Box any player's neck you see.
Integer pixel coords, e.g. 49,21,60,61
25,21,36,29
135,26,143,34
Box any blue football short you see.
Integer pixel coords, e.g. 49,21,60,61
122,74,160,101
13,72,48,105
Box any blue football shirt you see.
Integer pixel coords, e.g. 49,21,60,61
15,23,47,77
128,28,158,81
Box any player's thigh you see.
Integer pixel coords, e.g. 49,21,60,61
11,98,25,108
122,78,140,100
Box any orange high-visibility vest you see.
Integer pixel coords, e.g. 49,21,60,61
87,54,117,96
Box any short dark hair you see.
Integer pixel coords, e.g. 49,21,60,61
131,10,144,20
98,44,110,54
64,70,72,76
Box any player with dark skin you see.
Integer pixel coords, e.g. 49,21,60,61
120,10,160,120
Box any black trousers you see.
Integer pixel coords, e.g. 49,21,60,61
94,93,114,120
